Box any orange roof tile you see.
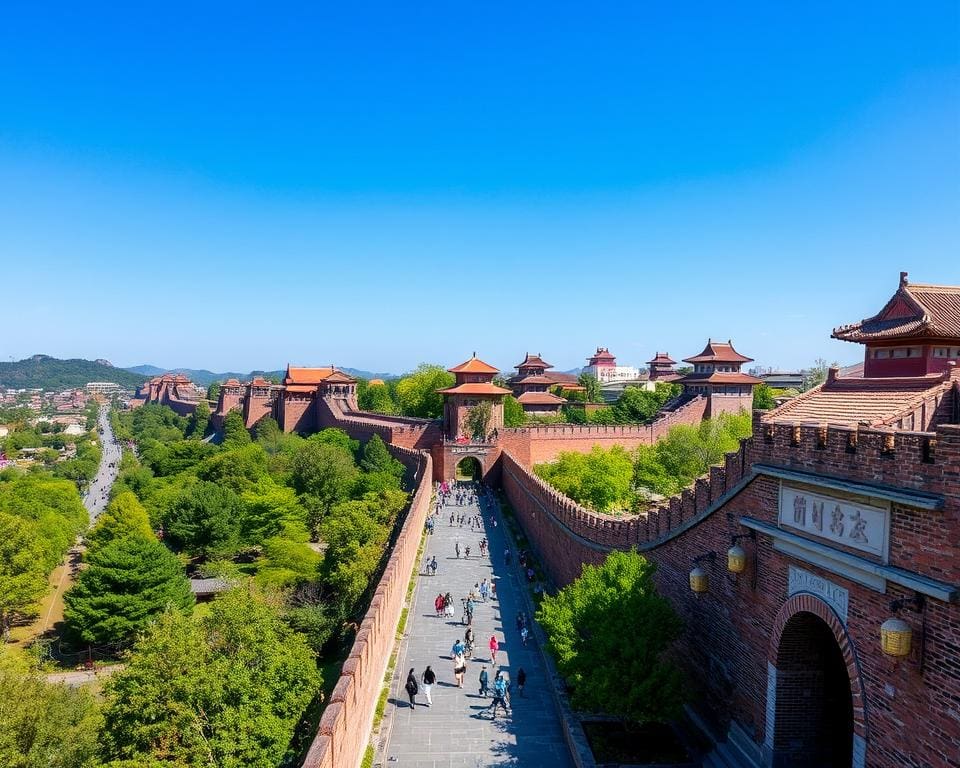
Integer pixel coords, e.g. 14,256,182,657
683,340,753,364
285,366,336,385
832,273,960,343
437,382,512,396
285,384,318,393
516,391,566,405
448,355,500,375
765,372,954,426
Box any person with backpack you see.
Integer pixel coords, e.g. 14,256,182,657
420,665,436,706
478,666,490,697
489,673,509,718
404,668,419,709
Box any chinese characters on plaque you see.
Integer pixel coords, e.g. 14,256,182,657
779,484,889,559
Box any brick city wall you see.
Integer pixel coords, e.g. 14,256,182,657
244,392,274,429
500,395,707,466
302,445,433,768
501,414,960,767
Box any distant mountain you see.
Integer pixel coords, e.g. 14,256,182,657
0,355,147,390
125,365,397,387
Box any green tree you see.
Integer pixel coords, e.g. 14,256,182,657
0,651,103,768
87,491,154,549
357,380,397,414
239,480,305,544
534,446,634,513
802,358,838,391
64,536,194,645
537,550,684,724
222,411,251,447
291,442,359,537
394,364,454,418
195,443,269,493
577,373,602,403
206,381,221,401
502,394,525,427
753,382,776,410
463,400,493,441
163,482,242,557
187,400,210,438
0,512,48,638
101,588,322,768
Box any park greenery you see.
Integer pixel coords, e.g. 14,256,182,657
0,474,88,639
0,400,416,767
537,550,684,724
535,412,752,513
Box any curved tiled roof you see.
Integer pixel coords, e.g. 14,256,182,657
515,353,553,370
678,371,761,385
683,340,753,364
832,274,960,343
285,366,336,385
437,382,512,396
516,391,566,405
648,352,677,365
448,356,499,375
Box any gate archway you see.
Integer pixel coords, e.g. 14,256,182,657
455,456,482,481
768,594,865,768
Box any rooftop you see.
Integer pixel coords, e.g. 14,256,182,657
516,391,567,405
284,366,337,385
515,352,553,370
448,355,500,375
764,367,958,427
648,352,677,365
683,340,754,364
832,273,960,343
437,382,513,396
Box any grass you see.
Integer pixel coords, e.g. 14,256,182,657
360,744,375,768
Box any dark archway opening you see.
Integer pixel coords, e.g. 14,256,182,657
455,456,481,481
773,612,853,768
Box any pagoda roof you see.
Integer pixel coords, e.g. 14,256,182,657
508,374,558,386
765,370,956,427
647,351,677,365
223,378,242,386
587,347,617,363
515,352,553,370
678,371,761,385
285,384,318,393
683,340,753,364
284,366,337,385
832,273,960,344
437,382,512,396
516,391,566,405
448,355,500,375
250,376,272,386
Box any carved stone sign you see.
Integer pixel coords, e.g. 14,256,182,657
788,566,849,624
451,447,489,455
779,483,889,560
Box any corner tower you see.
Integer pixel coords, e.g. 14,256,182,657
678,339,759,418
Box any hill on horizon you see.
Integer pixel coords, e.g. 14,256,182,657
0,355,147,390
125,364,398,387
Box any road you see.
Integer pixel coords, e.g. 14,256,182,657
83,404,122,524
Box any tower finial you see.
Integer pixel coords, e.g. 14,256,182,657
900,271,909,287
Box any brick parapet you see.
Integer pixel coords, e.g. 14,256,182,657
302,446,432,768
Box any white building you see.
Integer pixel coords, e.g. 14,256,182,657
582,347,641,383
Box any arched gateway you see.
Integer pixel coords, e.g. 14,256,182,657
766,594,866,768
455,456,481,481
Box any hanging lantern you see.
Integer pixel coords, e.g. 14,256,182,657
689,566,709,594
727,544,746,574
881,617,912,657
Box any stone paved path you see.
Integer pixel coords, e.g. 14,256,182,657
381,484,574,768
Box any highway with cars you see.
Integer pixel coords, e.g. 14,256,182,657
83,405,122,525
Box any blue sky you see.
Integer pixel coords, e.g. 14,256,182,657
1,3,958,374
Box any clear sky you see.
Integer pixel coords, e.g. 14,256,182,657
2,2,958,375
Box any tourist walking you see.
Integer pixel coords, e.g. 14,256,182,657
421,665,435,706
488,673,509,718
478,666,489,697
453,652,466,688
489,634,499,665
430,555,438,576
405,669,419,709
435,593,445,617
455,541,460,558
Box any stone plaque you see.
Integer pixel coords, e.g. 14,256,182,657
451,447,488,455
788,566,849,624
779,483,889,560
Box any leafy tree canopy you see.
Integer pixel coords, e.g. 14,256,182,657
502,394,525,427
394,364,453,419
537,550,684,724
162,481,242,557
64,535,193,645
101,588,322,768
222,411,252,447
87,491,154,549
535,445,634,513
